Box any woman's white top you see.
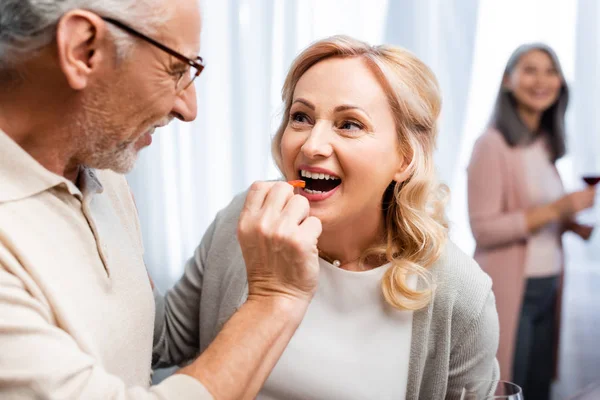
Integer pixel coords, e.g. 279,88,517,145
522,136,564,277
257,258,415,400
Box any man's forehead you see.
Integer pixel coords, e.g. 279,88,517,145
161,0,202,56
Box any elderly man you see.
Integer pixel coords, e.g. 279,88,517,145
0,1,321,399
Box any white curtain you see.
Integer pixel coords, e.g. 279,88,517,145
384,0,481,254
554,1,600,397
385,0,480,188
573,0,600,260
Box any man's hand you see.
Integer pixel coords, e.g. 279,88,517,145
237,181,322,303
177,182,322,400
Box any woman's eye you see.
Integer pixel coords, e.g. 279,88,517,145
291,112,310,124
339,121,363,131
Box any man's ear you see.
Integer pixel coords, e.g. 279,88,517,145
55,10,110,90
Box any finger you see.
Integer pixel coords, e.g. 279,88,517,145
280,195,310,226
261,182,295,221
585,187,596,203
297,215,323,242
243,181,276,213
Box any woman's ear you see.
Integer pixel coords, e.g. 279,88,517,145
393,156,413,183
393,141,415,183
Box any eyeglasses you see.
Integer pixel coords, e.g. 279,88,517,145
101,17,204,94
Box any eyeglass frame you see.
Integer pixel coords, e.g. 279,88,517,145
101,16,204,93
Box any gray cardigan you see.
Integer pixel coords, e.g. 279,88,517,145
153,192,500,399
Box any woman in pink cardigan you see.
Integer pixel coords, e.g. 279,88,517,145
467,43,596,400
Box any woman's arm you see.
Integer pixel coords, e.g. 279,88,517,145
153,217,218,368
468,132,597,250
467,135,529,249
467,134,595,249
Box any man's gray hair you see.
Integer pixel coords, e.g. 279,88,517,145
0,0,168,69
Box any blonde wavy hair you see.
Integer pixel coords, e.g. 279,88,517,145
272,35,449,311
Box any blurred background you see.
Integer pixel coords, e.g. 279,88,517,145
129,0,600,397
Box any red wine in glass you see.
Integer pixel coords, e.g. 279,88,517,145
583,176,600,186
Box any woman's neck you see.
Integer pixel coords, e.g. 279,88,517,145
516,104,542,133
317,214,386,272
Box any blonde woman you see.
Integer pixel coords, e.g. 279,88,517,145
153,36,499,399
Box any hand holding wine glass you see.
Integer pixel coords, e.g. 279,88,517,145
569,172,600,227
552,186,596,220
566,220,594,241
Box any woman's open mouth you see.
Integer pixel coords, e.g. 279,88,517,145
298,169,342,201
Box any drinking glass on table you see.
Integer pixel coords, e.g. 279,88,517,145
461,380,523,400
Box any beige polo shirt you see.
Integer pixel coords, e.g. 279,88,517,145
0,130,211,399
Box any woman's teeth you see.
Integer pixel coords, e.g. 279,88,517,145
304,188,325,194
300,170,340,181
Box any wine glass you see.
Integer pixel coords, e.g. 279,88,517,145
582,175,600,186
574,170,599,226
461,380,523,400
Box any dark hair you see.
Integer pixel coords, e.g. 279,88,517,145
490,43,568,162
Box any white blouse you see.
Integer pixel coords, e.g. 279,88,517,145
522,136,564,277
257,258,415,400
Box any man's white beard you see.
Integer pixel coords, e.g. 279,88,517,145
86,140,139,174
76,83,141,174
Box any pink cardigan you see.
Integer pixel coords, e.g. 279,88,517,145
467,128,564,381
